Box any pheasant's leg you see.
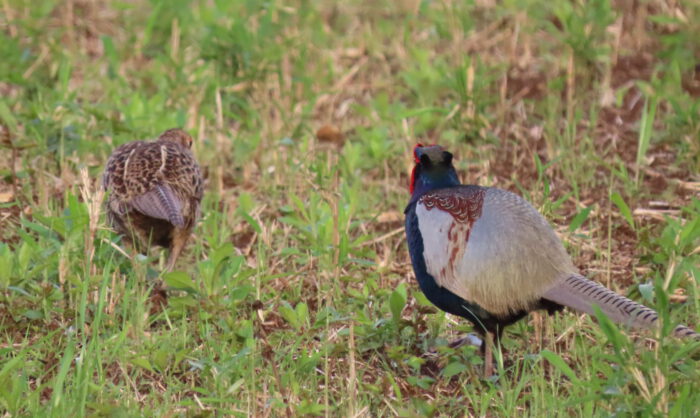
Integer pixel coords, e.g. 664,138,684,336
533,311,543,352
424,334,482,358
484,331,494,377
165,227,191,272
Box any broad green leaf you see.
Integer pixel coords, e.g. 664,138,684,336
211,243,234,266
569,205,593,232
441,361,468,378
611,192,634,229
163,271,197,292
130,356,154,373
295,302,309,328
241,211,262,234
236,320,254,339
0,101,18,130
540,350,580,384
389,283,407,321
279,301,299,329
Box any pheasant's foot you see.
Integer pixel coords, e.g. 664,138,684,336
448,333,483,349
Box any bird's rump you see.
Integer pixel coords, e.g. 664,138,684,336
102,128,203,271
104,139,201,225
130,184,185,228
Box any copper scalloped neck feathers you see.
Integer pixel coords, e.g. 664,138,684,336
418,187,485,224
103,128,203,271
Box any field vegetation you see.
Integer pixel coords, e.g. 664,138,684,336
1,0,699,415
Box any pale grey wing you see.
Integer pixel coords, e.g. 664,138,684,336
543,274,699,339
416,188,576,316
130,184,185,227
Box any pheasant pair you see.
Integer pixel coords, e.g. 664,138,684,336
102,133,698,376
103,128,203,271
404,144,699,376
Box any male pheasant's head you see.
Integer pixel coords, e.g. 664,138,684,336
409,144,460,196
158,128,194,148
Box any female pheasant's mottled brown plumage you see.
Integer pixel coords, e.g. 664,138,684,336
103,128,203,271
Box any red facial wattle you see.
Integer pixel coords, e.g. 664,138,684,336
409,143,426,194
409,165,417,194
413,143,424,163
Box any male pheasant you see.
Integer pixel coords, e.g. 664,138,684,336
404,144,698,376
103,128,203,271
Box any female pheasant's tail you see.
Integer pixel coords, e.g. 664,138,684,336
543,274,699,340
130,184,185,228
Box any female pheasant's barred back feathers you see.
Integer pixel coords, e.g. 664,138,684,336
103,130,202,224
102,128,203,270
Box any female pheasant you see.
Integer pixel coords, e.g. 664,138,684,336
404,144,698,376
103,128,203,271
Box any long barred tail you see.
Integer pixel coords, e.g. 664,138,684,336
674,324,700,339
542,274,699,340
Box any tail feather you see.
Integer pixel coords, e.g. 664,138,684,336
130,184,185,227
673,324,700,339
543,274,699,340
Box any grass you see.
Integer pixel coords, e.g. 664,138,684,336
1,0,699,415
